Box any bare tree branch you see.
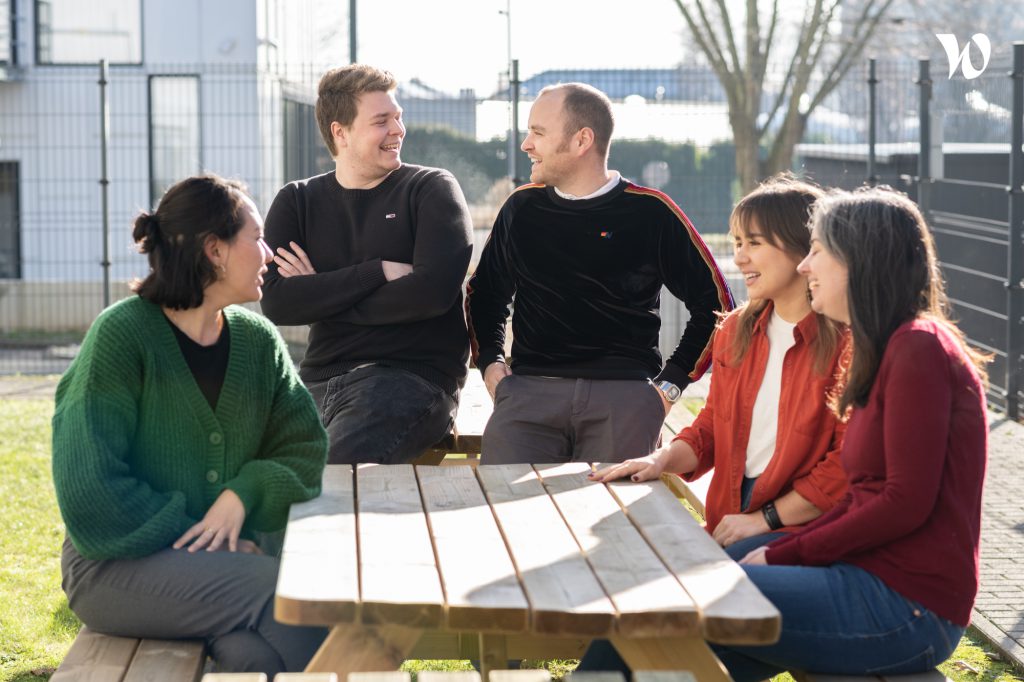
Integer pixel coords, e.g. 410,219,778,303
712,0,744,75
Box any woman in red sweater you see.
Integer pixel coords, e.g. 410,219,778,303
590,175,849,559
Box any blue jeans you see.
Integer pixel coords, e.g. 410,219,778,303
577,563,963,682
724,476,787,560
306,365,457,464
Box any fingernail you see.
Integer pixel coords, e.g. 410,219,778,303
631,475,639,481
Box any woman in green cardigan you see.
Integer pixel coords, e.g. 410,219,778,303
52,174,329,674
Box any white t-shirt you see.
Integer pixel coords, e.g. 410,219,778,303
745,311,798,478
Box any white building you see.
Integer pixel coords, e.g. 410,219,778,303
0,0,340,331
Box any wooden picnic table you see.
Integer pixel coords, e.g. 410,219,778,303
275,463,780,682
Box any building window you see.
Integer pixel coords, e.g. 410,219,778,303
149,75,201,205
0,163,20,279
0,0,12,64
36,0,141,65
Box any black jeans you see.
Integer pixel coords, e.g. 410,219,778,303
307,365,457,464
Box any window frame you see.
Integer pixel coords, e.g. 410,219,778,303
0,162,22,280
147,73,203,206
34,0,144,67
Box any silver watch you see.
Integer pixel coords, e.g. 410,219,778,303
656,380,682,403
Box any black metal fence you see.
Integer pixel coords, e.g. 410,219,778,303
797,48,1024,422
1,53,1021,421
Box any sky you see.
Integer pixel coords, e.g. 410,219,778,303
314,0,693,96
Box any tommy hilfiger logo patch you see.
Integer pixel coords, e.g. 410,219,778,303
386,213,397,219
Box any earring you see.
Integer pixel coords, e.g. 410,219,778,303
217,264,227,278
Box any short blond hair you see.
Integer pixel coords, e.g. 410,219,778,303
316,64,397,155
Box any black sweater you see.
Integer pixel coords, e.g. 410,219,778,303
466,180,733,388
260,165,473,395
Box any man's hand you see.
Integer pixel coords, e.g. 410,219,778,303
654,387,673,416
274,241,316,277
483,361,512,401
382,261,413,281
712,511,770,548
173,489,247,553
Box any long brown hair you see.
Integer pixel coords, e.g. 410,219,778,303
728,173,842,373
811,187,989,415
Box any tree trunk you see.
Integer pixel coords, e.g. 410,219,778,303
731,114,761,194
763,114,809,179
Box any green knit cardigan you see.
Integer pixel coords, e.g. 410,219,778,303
52,296,327,560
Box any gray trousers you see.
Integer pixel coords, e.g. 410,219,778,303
481,375,666,464
61,537,326,674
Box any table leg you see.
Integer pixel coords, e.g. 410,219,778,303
609,635,731,682
306,623,423,675
478,633,508,681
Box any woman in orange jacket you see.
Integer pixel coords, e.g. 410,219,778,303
590,174,849,559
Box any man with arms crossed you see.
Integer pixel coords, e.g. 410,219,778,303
261,64,473,464
467,83,732,464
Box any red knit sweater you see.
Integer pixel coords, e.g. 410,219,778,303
766,318,988,626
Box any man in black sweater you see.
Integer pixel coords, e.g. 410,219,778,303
467,83,733,464
261,64,473,464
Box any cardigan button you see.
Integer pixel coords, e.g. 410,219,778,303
209,432,223,445
206,470,219,483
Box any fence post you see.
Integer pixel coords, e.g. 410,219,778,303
509,59,521,185
916,59,932,221
867,58,877,186
1007,43,1024,422
98,59,111,310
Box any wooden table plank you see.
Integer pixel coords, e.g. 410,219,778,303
534,463,699,638
277,466,359,625
356,464,445,628
477,464,616,636
604,476,780,645
416,466,529,632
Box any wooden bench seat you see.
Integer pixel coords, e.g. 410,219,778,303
415,372,491,466
199,671,697,682
53,626,206,682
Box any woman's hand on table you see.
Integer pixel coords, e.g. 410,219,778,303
174,489,248,553
589,452,667,483
713,511,770,548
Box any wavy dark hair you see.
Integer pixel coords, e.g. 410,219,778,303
131,174,250,309
810,186,989,415
727,173,842,374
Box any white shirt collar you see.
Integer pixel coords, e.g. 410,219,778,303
553,171,622,201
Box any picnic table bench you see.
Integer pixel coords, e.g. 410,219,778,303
51,626,206,682
274,462,781,682
416,372,490,465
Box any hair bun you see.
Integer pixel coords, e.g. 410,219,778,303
132,212,162,253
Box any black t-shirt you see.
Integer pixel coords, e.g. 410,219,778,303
165,315,231,410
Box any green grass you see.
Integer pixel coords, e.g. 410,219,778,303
0,398,73,682
1,393,1021,682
